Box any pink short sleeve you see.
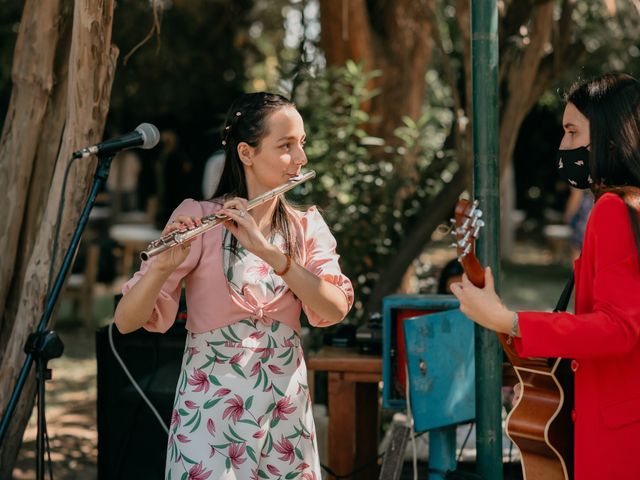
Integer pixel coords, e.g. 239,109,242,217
121,199,204,333
300,206,354,326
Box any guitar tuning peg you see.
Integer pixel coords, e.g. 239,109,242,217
450,242,458,248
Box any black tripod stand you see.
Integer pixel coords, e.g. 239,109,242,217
24,331,64,479
0,155,114,479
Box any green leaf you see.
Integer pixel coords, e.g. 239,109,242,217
272,383,284,397
246,445,257,463
182,454,198,465
265,432,273,454
238,418,258,427
232,363,246,379
265,402,276,415
212,443,230,449
270,416,280,428
203,397,222,409
229,425,245,442
271,322,279,332
180,473,188,480
226,266,233,281
189,415,201,433
184,411,199,427
220,329,236,343
223,432,236,443
295,447,303,460
178,409,189,416
245,395,254,410
285,471,301,479
209,375,222,386
226,325,242,342
277,349,291,359
198,355,216,370
225,457,231,470
253,368,263,389
258,471,269,479
210,348,230,360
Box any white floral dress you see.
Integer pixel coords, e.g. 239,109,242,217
165,232,321,480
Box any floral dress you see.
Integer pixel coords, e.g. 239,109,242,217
165,232,320,480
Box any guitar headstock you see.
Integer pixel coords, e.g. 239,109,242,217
451,199,486,288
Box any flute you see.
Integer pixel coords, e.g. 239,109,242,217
140,170,316,261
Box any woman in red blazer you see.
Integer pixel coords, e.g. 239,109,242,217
451,73,640,480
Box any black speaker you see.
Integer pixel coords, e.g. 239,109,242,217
96,296,187,480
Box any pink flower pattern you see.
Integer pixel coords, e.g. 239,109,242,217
273,395,296,421
165,235,321,479
222,394,245,423
188,462,212,480
228,442,247,469
274,435,296,464
187,370,210,393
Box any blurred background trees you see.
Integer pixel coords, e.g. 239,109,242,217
0,0,640,470
1,0,639,322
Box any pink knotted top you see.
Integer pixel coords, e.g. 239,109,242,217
122,198,354,334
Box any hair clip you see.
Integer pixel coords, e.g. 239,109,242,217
235,111,242,117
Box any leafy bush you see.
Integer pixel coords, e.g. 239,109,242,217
291,61,457,319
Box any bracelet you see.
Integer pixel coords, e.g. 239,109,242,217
510,312,520,337
274,253,292,276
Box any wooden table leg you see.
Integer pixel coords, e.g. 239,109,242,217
355,382,380,479
328,372,356,477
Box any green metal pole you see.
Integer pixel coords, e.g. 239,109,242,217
471,1,503,479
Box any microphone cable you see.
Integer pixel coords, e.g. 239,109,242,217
107,322,170,435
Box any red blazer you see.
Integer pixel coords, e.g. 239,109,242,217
514,193,640,480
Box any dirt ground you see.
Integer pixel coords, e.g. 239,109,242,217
10,240,570,479
12,327,99,480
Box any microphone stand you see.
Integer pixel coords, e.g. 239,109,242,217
0,154,114,480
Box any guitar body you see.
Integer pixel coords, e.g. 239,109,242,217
453,200,573,480
505,354,574,480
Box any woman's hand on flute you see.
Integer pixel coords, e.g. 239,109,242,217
220,197,272,256
152,215,201,273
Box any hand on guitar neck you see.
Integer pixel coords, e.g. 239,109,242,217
448,199,518,337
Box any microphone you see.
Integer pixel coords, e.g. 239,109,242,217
72,123,160,159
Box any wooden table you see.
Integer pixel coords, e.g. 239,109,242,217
307,347,382,480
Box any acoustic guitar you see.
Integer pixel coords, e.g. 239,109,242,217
452,199,574,480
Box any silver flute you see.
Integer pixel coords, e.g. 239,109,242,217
140,170,316,261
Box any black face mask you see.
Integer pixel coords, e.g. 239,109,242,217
556,146,592,189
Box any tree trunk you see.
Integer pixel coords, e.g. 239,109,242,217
319,0,433,151
0,0,118,474
340,0,590,309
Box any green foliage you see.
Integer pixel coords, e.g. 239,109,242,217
290,61,456,317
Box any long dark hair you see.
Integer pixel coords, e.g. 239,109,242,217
211,92,300,260
565,73,640,259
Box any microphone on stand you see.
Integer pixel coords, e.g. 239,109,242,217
72,123,160,158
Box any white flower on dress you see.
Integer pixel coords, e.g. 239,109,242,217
245,261,271,281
